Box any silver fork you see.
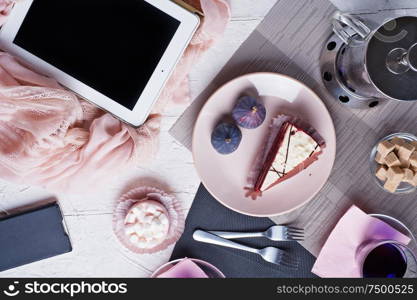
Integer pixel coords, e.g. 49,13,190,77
193,230,299,268
209,225,304,241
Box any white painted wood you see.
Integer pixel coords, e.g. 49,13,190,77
0,0,277,277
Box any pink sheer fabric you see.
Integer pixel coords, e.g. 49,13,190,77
0,0,13,25
155,0,230,108
0,0,230,192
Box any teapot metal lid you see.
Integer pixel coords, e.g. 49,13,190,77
366,16,417,101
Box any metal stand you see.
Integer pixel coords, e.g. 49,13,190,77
320,33,386,109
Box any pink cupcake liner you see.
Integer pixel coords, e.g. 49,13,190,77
113,186,185,254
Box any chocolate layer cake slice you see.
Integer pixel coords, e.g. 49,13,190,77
247,115,325,196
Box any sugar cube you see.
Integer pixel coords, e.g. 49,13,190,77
398,142,415,161
384,179,401,193
390,137,405,151
400,157,411,168
410,151,417,168
402,168,414,183
377,140,395,157
375,165,388,181
384,152,401,167
375,152,385,164
410,173,417,187
404,171,417,187
386,166,404,182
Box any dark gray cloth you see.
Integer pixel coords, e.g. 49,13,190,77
171,184,317,278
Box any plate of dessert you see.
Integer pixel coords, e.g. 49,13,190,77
192,72,336,217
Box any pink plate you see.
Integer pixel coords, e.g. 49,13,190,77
192,72,336,217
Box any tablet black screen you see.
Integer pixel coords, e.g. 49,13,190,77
13,0,180,110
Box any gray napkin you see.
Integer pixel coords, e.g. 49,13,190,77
171,184,316,278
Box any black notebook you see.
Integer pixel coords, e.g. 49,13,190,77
0,203,72,272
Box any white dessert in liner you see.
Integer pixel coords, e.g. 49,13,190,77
113,186,185,254
124,200,170,249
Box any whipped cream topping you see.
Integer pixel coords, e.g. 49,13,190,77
262,125,320,189
124,200,170,249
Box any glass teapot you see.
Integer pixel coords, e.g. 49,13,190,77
333,11,417,102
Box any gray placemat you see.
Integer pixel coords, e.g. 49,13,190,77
330,0,417,13
171,184,316,278
170,0,417,257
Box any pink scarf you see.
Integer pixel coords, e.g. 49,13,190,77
0,0,230,192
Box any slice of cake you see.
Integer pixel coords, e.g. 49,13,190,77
246,115,325,198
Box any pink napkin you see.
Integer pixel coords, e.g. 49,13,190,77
0,0,230,193
312,205,411,278
157,259,209,278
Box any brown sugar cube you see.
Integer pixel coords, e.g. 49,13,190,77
375,165,388,181
390,137,405,151
410,151,417,168
377,140,395,157
404,171,417,187
375,152,385,164
398,142,415,161
400,157,411,168
386,166,404,182
410,173,417,187
384,152,401,167
384,179,401,193
402,168,414,183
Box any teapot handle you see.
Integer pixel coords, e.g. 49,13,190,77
332,11,371,44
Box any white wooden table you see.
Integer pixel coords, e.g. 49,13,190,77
0,0,277,278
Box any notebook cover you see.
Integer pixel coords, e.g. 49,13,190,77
0,203,72,272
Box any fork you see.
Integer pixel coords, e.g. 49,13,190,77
193,230,299,268
209,225,304,241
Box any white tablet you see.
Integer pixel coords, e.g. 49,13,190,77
0,0,200,126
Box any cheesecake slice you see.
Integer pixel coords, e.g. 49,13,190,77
247,115,325,197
